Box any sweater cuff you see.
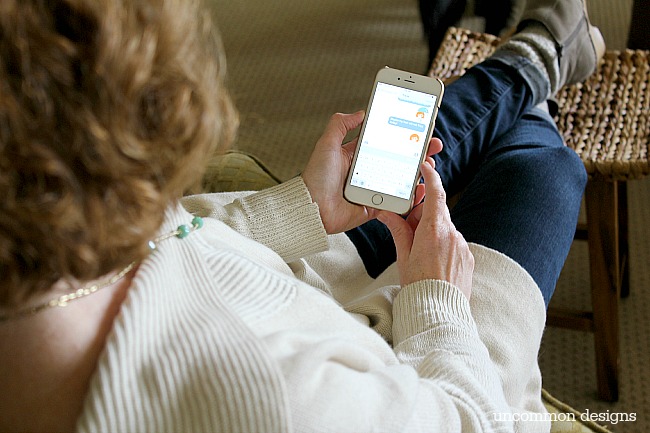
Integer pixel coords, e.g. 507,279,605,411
392,280,475,346
238,177,329,262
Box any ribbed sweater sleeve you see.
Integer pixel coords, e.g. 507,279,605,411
182,177,328,262
391,279,513,431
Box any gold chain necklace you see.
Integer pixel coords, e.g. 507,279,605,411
0,216,204,323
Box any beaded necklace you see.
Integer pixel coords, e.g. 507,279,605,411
0,216,204,323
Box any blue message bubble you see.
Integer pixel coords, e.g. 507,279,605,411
388,117,425,132
398,97,433,107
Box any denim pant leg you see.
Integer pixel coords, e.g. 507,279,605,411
345,57,585,305
432,58,544,197
447,108,586,305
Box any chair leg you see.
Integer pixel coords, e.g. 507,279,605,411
585,176,621,402
618,182,630,298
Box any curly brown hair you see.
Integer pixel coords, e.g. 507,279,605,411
0,0,237,308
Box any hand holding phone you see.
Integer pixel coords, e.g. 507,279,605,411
377,158,474,299
344,67,444,214
301,111,375,235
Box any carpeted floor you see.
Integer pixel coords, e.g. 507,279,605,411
209,0,648,431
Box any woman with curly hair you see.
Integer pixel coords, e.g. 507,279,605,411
0,0,602,431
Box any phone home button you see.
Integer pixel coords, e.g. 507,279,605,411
371,194,384,205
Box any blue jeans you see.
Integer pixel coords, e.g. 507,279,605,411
346,57,587,306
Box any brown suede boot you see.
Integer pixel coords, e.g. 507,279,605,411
518,0,605,87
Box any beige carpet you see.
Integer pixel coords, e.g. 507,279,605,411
209,0,647,431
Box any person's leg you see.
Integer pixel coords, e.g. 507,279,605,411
431,57,544,197
347,87,586,303
430,56,587,303
346,0,603,294
447,106,587,305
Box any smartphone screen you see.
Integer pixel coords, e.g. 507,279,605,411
349,82,439,199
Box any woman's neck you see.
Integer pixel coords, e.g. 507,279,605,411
0,273,133,432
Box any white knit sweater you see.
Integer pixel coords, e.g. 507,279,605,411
76,177,550,433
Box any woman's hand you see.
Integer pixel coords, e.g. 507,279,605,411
377,157,474,299
302,111,374,234
302,111,442,234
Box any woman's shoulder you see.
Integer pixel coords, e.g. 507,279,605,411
76,240,296,432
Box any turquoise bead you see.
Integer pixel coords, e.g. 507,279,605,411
176,224,191,239
192,216,204,229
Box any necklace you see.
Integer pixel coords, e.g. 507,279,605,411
0,216,204,323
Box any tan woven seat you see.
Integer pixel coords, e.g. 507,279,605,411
429,27,650,402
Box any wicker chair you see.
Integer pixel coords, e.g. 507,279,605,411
429,26,650,402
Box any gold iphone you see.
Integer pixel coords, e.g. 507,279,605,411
344,67,444,214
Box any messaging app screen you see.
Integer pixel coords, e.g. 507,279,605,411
350,82,438,199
